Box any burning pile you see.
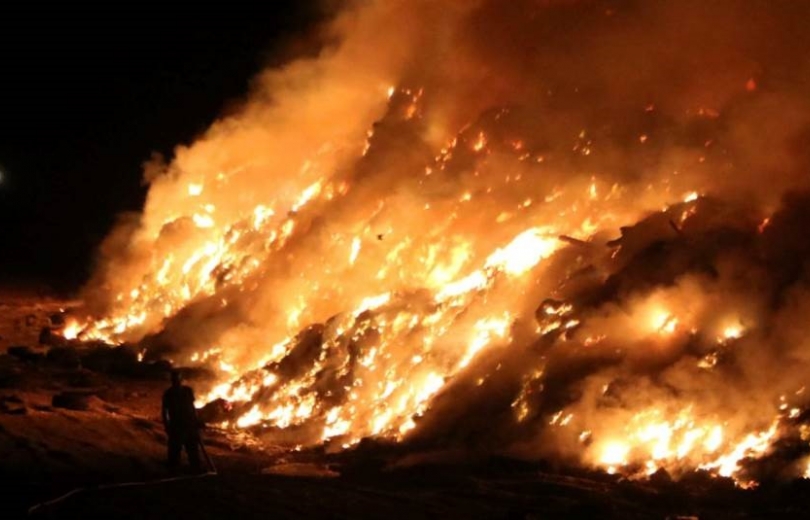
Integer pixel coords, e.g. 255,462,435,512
63,0,810,485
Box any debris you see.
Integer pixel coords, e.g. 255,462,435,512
261,462,339,478
46,346,81,370
39,326,54,345
66,369,106,388
139,359,173,379
0,394,26,415
0,362,22,388
8,345,44,363
650,467,673,486
81,345,138,375
51,391,93,411
198,398,231,424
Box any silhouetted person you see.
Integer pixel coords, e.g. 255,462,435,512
162,370,201,472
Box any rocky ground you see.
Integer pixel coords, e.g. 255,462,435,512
2,290,810,519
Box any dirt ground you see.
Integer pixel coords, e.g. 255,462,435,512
0,289,77,352
2,291,810,519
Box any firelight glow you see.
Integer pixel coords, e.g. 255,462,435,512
56,0,810,488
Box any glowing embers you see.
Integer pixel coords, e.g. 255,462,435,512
484,228,559,276
699,421,779,481
459,313,511,369
63,66,799,484
349,236,362,265
61,319,82,340
697,352,719,370
198,225,563,445
758,217,771,234
649,308,679,336
68,175,343,345
592,408,724,474
436,227,559,303
718,322,744,343
192,213,215,229
252,205,275,228
472,131,487,153
291,180,324,212
535,299,577,336
589,406,779,483
623,293,690,341
599,441,631,474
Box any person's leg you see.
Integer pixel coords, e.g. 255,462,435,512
185,432,201,471
167,432,182,471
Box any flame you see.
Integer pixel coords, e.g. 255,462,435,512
62,320,81,341
484,228,558,276
59,0,810,486
585,407,779,484
472,132,487,152
649,308,679,336
721,324,743,341
349,236,362,265
179,228,561,445
599,441,630,473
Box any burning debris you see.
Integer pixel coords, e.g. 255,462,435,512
57,0,810,487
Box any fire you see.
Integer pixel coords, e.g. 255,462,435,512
701,421,779,480
585,407,779,484
62,320,82,341
57,0,810,488
459,313,511,369
472,132,487,152
349,236,362,265
484,228,558,276
721,324,743,341
179,227,562,445
291,180,324,212
648,308,679,336
599,441,630,474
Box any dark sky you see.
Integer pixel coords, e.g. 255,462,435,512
0,2,327,292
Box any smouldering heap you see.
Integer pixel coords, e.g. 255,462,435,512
63,0,810,486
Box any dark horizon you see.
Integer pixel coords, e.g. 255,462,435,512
0,2,328,293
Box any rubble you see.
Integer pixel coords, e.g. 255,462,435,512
80,345,139,375
46,346,81,370
0,394,26,415
198,398,232,424
8,345,43,363
51,391,94,411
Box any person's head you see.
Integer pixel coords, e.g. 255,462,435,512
170,369,182,387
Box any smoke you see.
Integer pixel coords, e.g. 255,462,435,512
75,0,810,481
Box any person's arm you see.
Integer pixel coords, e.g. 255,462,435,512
188,388,201,429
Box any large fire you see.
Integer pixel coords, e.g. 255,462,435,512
62,0,810,486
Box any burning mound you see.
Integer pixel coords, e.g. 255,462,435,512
62,0,810,486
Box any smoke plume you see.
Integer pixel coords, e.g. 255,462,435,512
70,0,810,483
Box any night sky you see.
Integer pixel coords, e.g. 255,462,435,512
0,2,327,292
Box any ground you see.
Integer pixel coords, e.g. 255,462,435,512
2,290,810,519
